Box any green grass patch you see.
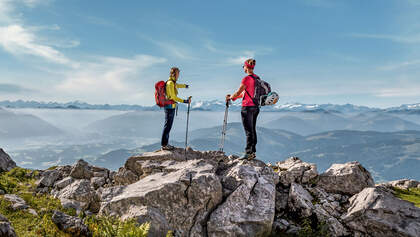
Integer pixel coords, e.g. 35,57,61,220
393,187,420,207
0,167,38,194
85,215,150,237
298,218,330,237
269,218,330,237
0,167,150,236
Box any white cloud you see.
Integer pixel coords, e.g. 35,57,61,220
0,0,17,24
375,86,420,97
226,51,255,65
0,0,79,66
407,0,420,6
349,33,420,44
21,0,47,8
85,16,115,27
298,0,336,8
55,55,167,102
47,39,80,49
377,60,420,71
0,0,47,23
141,37,193,60
156,41,192,59
0,0,168,104
0,24,76,66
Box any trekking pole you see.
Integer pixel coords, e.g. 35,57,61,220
219,100,230,152
185,97,191,159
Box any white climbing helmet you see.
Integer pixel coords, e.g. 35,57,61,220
264,92,279,105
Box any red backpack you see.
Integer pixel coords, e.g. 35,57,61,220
155,81,174,107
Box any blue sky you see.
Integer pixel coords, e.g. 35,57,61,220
0,0,419,108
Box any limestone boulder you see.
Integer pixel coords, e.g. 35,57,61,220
318,161,374,195
99,158,223,236
70,160,93,179
0,149,16,173
54,177,74,190
120,206,170,237
0,214,17,237
275,157,318,186
207,159,278,237
90,177,106,189
54,179,94,211
37,169,62,188
287,182,314,218
113,167,140,185
3,194,29,211
113,148,227,185
381,179,420,190
342,186,420,237
52,211,91,237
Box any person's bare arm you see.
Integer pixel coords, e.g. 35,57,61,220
226,84,246,101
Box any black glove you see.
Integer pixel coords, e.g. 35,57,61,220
185,84,189,88
184,96,192,104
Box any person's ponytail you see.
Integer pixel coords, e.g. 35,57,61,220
246,59,256,67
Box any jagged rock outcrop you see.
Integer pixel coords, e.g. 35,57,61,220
207,159,278,237
34,159,114,213
380,179,420,190
4,194,29,211
22,148,419,237
113,148,226,185
288,183,314,218
274,157,318,186
0,214,17,237
37,169,62,188
318,161,374,195
99,157,224,236
342,186,420,237
3,194,37,215
121,206,170,237
53,179,95,211
52,211,91,237
0,149,16,173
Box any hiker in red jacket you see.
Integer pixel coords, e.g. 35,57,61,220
226,59,259,160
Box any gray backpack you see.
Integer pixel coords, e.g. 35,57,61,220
245,74,271,106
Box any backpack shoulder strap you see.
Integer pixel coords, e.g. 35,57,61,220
243,75,259,105
244,75,254,98
248,74,260,80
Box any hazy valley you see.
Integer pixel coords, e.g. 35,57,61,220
1,101,420,183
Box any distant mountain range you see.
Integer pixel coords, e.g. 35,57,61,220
2,99,420,114
0,100,153,111
93,123,420,182
84,109,420,137
263,111,420,135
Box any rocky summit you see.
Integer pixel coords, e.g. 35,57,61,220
1,147,420,236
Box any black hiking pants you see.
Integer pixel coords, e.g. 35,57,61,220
241,106,260,154
161,108,175,146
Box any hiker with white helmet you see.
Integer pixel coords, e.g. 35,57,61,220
226,59,260,160
225,58,279,159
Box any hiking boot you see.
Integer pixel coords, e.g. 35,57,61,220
240,152,256,160
247,152,256,160
161,144,175,151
